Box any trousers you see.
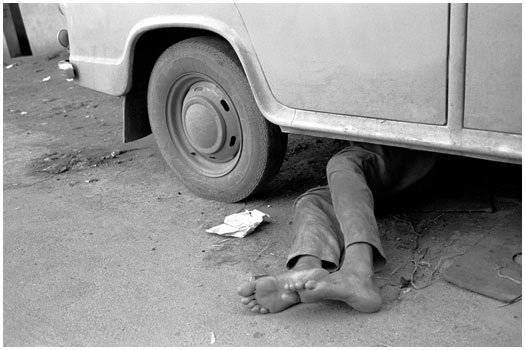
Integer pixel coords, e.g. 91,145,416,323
286,142,436,272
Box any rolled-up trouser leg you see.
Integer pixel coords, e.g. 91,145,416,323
328,143,436,270
286,186,345,272
287,142,436,272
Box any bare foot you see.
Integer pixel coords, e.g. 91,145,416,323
298,270,382,313
237,268,328,313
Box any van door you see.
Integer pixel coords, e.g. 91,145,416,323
237,4,449,125
463,4,522,135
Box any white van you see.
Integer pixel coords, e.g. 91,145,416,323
57,3,522,202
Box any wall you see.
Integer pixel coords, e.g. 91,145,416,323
4,35,12,61
19,3,66,56
3,3,24,60
3,3,66,60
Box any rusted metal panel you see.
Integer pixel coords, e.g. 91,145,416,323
464,4,522,134
237,4,448,125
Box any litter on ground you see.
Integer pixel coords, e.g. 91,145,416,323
206,209,269,238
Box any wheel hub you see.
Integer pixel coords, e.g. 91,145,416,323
181,81,241,163
183,99,225,154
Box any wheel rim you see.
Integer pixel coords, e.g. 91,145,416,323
166,74,242,177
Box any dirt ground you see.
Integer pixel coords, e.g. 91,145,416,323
3,53,522,346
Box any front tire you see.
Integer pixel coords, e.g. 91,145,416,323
147,36,287,202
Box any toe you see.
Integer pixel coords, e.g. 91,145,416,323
237,280,256,296
251,305,261,313
294,280,306,290
246,300,258,309
260,307,269,314
304,280,317,289
241,295,255,304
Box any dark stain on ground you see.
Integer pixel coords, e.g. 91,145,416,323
254,138,350,200
29,148,133,175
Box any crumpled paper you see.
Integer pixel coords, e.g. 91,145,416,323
206,209,269,238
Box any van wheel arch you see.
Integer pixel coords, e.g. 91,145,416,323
124,28,227,143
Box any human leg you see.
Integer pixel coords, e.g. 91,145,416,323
294,143,436,311
237,143,436,314
237,180,383,313
237,187,338,313
287,186,347,271
238,178,385,313
326,143,436,265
